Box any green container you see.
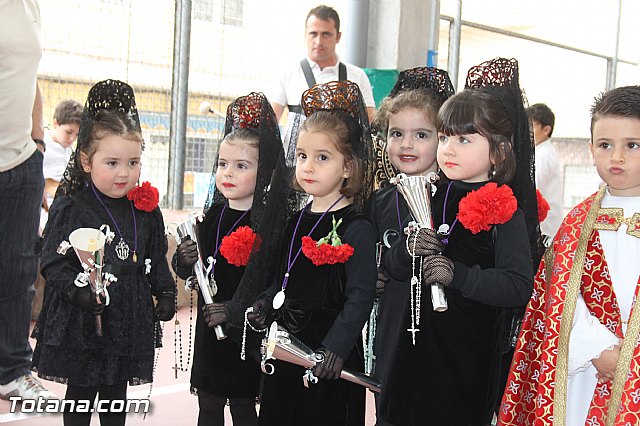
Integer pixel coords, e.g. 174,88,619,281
363,68,399,107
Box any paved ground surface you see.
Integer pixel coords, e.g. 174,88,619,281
0,307,377,425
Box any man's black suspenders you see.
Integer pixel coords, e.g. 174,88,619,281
288,59,347,114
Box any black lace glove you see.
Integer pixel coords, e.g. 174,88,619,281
247,299,272,331
68,286,105,315
176,238,198,268
376,269,389,299
422,254,455,287
406,228,443,257
203,302,228,328
155,294,176,321
313,348,344,380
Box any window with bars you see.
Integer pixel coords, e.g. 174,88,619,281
192,0,243,26
193,0,214,22
221,0,243,27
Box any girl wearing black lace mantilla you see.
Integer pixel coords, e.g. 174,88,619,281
247,81,377,426
381,59,542,425
31,80,176,426
173,93,295,426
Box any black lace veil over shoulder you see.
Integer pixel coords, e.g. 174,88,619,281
465,58,544,266
204,93,299,331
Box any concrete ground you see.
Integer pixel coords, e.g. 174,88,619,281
0,307,378,425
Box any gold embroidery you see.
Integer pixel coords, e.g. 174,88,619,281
555,185,607,425
607,294,640,426
594,209,640,238
627,213,640,238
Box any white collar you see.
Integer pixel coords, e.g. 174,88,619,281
306,55,340,72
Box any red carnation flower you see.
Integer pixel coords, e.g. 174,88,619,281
536,189,550,222
127,181,159,212
458,183,517,234
220,226,259,266
301,216,354,266
301,236,354,266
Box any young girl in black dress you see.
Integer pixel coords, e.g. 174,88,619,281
174,93,293,426
32,79,176,426
382,58,542,425
367,67,455,426
248,80,377,426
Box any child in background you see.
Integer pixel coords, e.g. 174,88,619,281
31,80,176,426
366,67,454,426
500,86,640,425
526,103,564,244
382,58,540,425
247,80,377,426
40,99,83,231
174,92,293,426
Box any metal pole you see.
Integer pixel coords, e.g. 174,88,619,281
447,0,462,90
606,0,622,90
343,0,369,67
168,0,192,210
426,0,440,67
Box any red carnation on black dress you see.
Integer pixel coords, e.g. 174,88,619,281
220,226,259,266
536,189,550,222
127,181,159,212
302,216,354,266
457,183,517,234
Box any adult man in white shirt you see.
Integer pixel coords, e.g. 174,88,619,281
527,103,564,244
269,4,375,128
0,0,55,401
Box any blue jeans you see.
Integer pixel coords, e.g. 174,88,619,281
0,150,44,384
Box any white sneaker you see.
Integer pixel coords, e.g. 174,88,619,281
0,374,57,400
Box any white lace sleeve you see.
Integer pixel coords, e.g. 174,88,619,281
568,293,619,376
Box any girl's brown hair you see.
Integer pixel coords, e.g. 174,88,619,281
293,110,364,198
375,89,444,136
82,109,143,161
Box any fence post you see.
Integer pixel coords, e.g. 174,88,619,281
168,0,192,210
447,0,462,90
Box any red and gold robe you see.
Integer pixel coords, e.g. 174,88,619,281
499,186,640,426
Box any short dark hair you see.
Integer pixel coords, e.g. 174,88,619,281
294,110,364,198
54,99,83,125
437,90,516,184
306,5,340,32
526,103,555,137
590,85,640,137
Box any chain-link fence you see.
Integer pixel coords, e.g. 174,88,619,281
38,0,326,210
436,9,639,213
38,0,639,212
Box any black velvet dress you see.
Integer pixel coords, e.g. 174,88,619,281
258,204,377,426
179,203,262,399
364,185,410,396
379,180,533,426
32,186,175,387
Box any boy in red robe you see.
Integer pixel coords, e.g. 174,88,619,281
499,85,640,425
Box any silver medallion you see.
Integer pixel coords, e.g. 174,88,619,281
210,277,218,297
437,224,450,236
115,238,130,260
272,290,286,310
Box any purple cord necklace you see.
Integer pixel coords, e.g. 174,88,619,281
272,195,346,310
91,182,138,262
395,190,403,231
437,181,458,245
